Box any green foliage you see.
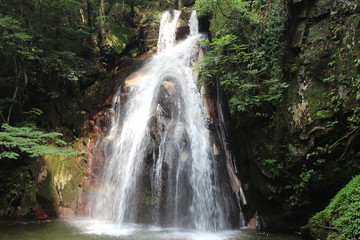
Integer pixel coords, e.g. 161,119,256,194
348,107,360,130
260,158,284,178
0,14,33,55
307,175,360,240
0,124,76,160
196,0,288,114
38,51,85,86
0,166,33,206
0,0,177,125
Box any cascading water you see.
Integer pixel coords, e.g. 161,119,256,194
87,10,239,232
157,11,181,53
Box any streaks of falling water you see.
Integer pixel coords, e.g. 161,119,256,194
189,11,199,36
157,11,182,53
88,10,231,232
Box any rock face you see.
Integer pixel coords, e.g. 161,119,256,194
231,0,360,231
0,146,86,218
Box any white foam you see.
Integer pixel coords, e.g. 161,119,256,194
68,218,243,240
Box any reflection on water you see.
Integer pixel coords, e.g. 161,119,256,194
0,218,301,240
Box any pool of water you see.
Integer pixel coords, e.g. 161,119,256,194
0,218,301,240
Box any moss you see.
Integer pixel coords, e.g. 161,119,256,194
305,175,360,240
314,110,334,120
35,138,86,214
33,157,58,215
305,82,331,113
286,68,332,129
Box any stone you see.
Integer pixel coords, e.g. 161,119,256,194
332,0,360,15
162,81,176,95
292,21,307,48
33,206,48,219
308,0,332,18
176,26,190,41
59,207,75,218
247,212,257,230
142,24,159,52
213,143,219,155
305,18,331,44
37,166,48,182
124,72,144,88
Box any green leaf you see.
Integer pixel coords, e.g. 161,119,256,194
0,124,77,160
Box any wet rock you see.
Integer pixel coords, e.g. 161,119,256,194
33,207,48,219
178,11,188,21
162,81,176,95
37,166,48,182
212,143,219,156
247,211,268,231
59,207,75,218
205,117,215,130
176,26,190,40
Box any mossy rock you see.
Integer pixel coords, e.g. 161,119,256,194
332,0,360,16
285,66,333,130
303,41,331,65
305,18,331,45
35,140,86,214
308,0,332,18
303,80,332,115
304,175,360,240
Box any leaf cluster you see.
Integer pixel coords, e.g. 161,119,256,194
196,0,289,114
0,123,77,160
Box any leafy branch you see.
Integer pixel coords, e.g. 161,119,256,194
0,123,78,160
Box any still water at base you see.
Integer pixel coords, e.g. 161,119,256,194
0,218,300,240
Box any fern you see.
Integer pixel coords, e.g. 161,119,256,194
0,124,77,159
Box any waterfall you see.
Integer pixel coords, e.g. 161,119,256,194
88,10,239,232
189,11,199,36
157,11,181,53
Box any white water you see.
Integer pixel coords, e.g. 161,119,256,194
189,11,199,36
70,218,243,240
157,11,181,53
88,10,232,232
